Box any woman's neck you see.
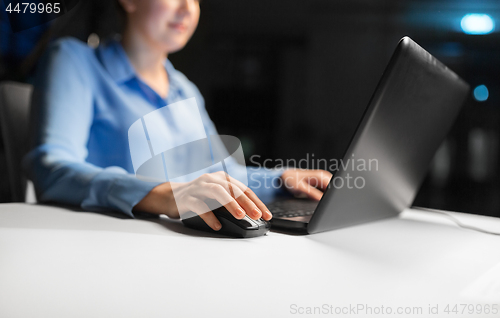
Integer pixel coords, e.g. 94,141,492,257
121,26,169,98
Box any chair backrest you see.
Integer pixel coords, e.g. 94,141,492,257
0,81,33,202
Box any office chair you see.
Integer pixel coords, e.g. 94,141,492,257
0,81,33,202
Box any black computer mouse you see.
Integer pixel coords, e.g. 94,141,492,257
181,206,270,238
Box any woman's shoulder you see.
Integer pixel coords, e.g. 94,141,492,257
35,37,99,89
44,37,95,65
52,36,88,48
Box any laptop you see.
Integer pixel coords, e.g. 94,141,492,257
268,36,470,234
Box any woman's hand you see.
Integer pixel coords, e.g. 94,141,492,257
133,171,272,231
280,169,333,200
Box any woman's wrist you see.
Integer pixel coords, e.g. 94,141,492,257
133,182,180,219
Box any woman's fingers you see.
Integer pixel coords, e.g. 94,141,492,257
229,186,262,220
306,170,333,191
223,174,271,220
204,182,263,221
241,188,273,221
187,197,222,231
198,212,222,231
282,169,332,197
295,180,324,201
207,173,269,220
183,181,243,221
200,183,247,220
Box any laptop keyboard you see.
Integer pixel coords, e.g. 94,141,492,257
268,199,318,218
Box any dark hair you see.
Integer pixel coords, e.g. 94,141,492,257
115,0,127,31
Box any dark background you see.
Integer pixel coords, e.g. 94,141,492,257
1,0,500,217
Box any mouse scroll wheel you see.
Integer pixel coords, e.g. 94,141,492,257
242,215,260,229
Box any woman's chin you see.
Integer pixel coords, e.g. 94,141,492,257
166,45,187,54
160,39,189,54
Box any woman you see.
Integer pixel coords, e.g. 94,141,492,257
23,0,332,231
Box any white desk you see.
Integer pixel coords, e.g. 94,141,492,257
1,203,500,318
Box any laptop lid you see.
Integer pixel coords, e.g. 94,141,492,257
307,36,470,234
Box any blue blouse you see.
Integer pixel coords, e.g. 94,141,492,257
23,37,283,217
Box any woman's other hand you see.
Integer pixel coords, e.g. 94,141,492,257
280,169,333,201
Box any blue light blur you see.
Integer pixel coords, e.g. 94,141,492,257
461,14,495,35
473,85,489,102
